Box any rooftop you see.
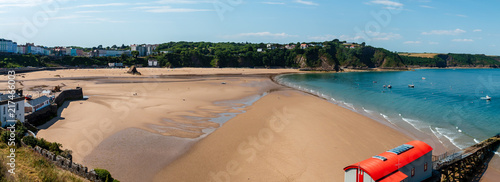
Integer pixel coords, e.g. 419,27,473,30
0,93,21,102
29,96,50,106
344,140,433,181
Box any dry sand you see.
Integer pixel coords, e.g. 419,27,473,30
7,68,300,181
153,90,413,181
0,68,495,181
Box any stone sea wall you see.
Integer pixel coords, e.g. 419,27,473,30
54,87,84,107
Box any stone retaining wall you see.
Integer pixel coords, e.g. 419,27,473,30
30,146,102,182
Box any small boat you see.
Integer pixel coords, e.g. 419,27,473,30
408,84,415,88
373,81,377,83
422,77,426,80
481,95,491,100
221,82,227,84
383,85,387,88
387,85,392,89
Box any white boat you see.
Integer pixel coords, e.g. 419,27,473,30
422,77,426,80
387,85,392,89
481,95,491,100
408,84,415,88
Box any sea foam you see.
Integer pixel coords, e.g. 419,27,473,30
401,117,425,132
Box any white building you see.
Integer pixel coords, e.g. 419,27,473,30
108,62,124,67
0,93,25,127
131,44,157,57
17,46,26,54
106,50,130,57
148,59,158,67
267,44,277,50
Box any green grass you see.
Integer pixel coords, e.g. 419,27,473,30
0,143,88,182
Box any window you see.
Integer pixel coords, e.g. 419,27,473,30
411,167,415,177
16,103,18,110
3,107,5,114
424,162,428,172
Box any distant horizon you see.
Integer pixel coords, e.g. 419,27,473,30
2,0,499,55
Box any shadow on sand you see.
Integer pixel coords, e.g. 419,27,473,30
36,99,85,131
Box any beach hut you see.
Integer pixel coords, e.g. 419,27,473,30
343,141,433,182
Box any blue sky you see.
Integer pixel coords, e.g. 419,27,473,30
1,0,499,55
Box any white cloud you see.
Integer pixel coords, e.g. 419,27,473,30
473,29,482,32
49,15,88,20
422,29,466,35
309,34,337,41
0,0,50,8
224,32,297,39
262,2,285,5
429,42,439,45
75,10,103,14
365,31,402,41
452,39,474,42
319,32,400,42
294,0,318,6
370,0,403,7
136,6,212,13
76,3,130,8
156,0,212,4
404,41,421,44
308,34,367,42
240,32,296,38
419,5,434,8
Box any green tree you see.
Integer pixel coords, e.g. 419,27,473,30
131,51,139,58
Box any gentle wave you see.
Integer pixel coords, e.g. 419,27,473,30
434,127,469,150
342,102,355,110
401,117,425,132
362,107,374,114
429,126,446,146
379,113,395,124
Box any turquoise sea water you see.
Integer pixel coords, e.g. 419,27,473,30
277,69,500,150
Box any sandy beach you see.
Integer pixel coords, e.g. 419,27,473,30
1,68,495,181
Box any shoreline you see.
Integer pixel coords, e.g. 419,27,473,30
270,73,449,154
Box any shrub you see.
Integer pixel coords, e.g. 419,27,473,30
94,168,118,182
22,136,38,147
0,131,9,144
21,136,65,155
